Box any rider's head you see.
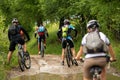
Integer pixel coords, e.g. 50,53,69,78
64,19,70,25
87,20,99,32
12,18,19,25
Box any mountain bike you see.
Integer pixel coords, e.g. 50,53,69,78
18,44,31,71
40,39,45,57
65,40,78,67
80,56,116,80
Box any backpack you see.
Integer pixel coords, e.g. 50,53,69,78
37,26,45,36
62,25,69,38
9,25,20,35
83,31,108,54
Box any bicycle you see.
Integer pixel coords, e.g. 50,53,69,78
39,39,45,57
18,44,31,71
80,56,116,80
64,39,78,67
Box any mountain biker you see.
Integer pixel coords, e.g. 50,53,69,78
57,19,78,65
7,18,30,64
35,22,49,54
75,20,116,80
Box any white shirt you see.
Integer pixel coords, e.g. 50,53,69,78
81,32,110,58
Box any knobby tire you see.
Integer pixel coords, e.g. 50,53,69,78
41,41,44,57
24,51,31,69
18,52,25,71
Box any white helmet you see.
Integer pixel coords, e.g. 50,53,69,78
12,18,18,23
64,19,70,25
87,20,100,28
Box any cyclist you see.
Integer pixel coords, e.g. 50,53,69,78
75,20,116,80
35,22,49,54
57,19,78,65
7,18,30,64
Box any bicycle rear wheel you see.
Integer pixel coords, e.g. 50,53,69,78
40,41,44,57
24,51,31,69
18,52,25,71
66,53,70,67
65,48,73,67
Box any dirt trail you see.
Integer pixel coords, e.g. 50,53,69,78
8,54,120,79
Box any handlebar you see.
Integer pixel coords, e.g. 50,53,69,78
79,57,116,63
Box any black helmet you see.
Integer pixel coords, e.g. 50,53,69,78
12,18,18,23
87,20,99,28
64,19,70,25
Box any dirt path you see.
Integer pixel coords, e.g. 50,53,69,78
8,54,120,79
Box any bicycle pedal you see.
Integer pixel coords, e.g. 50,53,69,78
73,59,78,66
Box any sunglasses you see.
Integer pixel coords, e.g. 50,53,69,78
13,22,18,23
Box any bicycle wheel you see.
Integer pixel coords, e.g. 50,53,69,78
68,50,74,65
40,41,44,57
66,52,70,67
18,52,25,71
24,51,31,69
65,47,72,67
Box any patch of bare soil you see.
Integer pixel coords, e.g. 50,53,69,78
8,54,120,79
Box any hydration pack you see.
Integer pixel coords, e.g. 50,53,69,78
9,25,20,35
62,25,68,38
38,26,45,36
83,31,108,54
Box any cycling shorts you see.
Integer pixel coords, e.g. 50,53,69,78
83,57,107,79
62,39,74,49
38,35,45,43
9,37,25,51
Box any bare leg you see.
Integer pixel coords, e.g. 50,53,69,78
71,48,76,58
7,51,13,64
101,67,106,80
62,48,65,61
38,42,40,54
83,77,90,80
23,43,27,52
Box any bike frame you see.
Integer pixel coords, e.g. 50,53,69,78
65,40,73,67
40,39,44,57
90,66,102,80
18,44,25,71
18,44,31,71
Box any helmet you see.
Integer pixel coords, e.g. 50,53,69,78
12,18,18,23
64,19,70,25
87,20,99,28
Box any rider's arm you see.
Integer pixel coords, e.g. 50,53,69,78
75,34,88,59
100,32,116,61
76,46,83,60
74,29,77,37
45,28,49,37
8,29,11,41
57,29,62,40
21,27,30,41
108,44,116,61
69,25,77,37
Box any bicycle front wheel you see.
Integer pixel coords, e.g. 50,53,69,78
18,52,25,71
24,51,31,69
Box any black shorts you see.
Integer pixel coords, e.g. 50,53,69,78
38,35,45,43
9,37,25,51
62,39,74,49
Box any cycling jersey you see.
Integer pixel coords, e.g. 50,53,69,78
37,26,46,36
8,25,30,41
57,24,77,40
81,32,110,58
